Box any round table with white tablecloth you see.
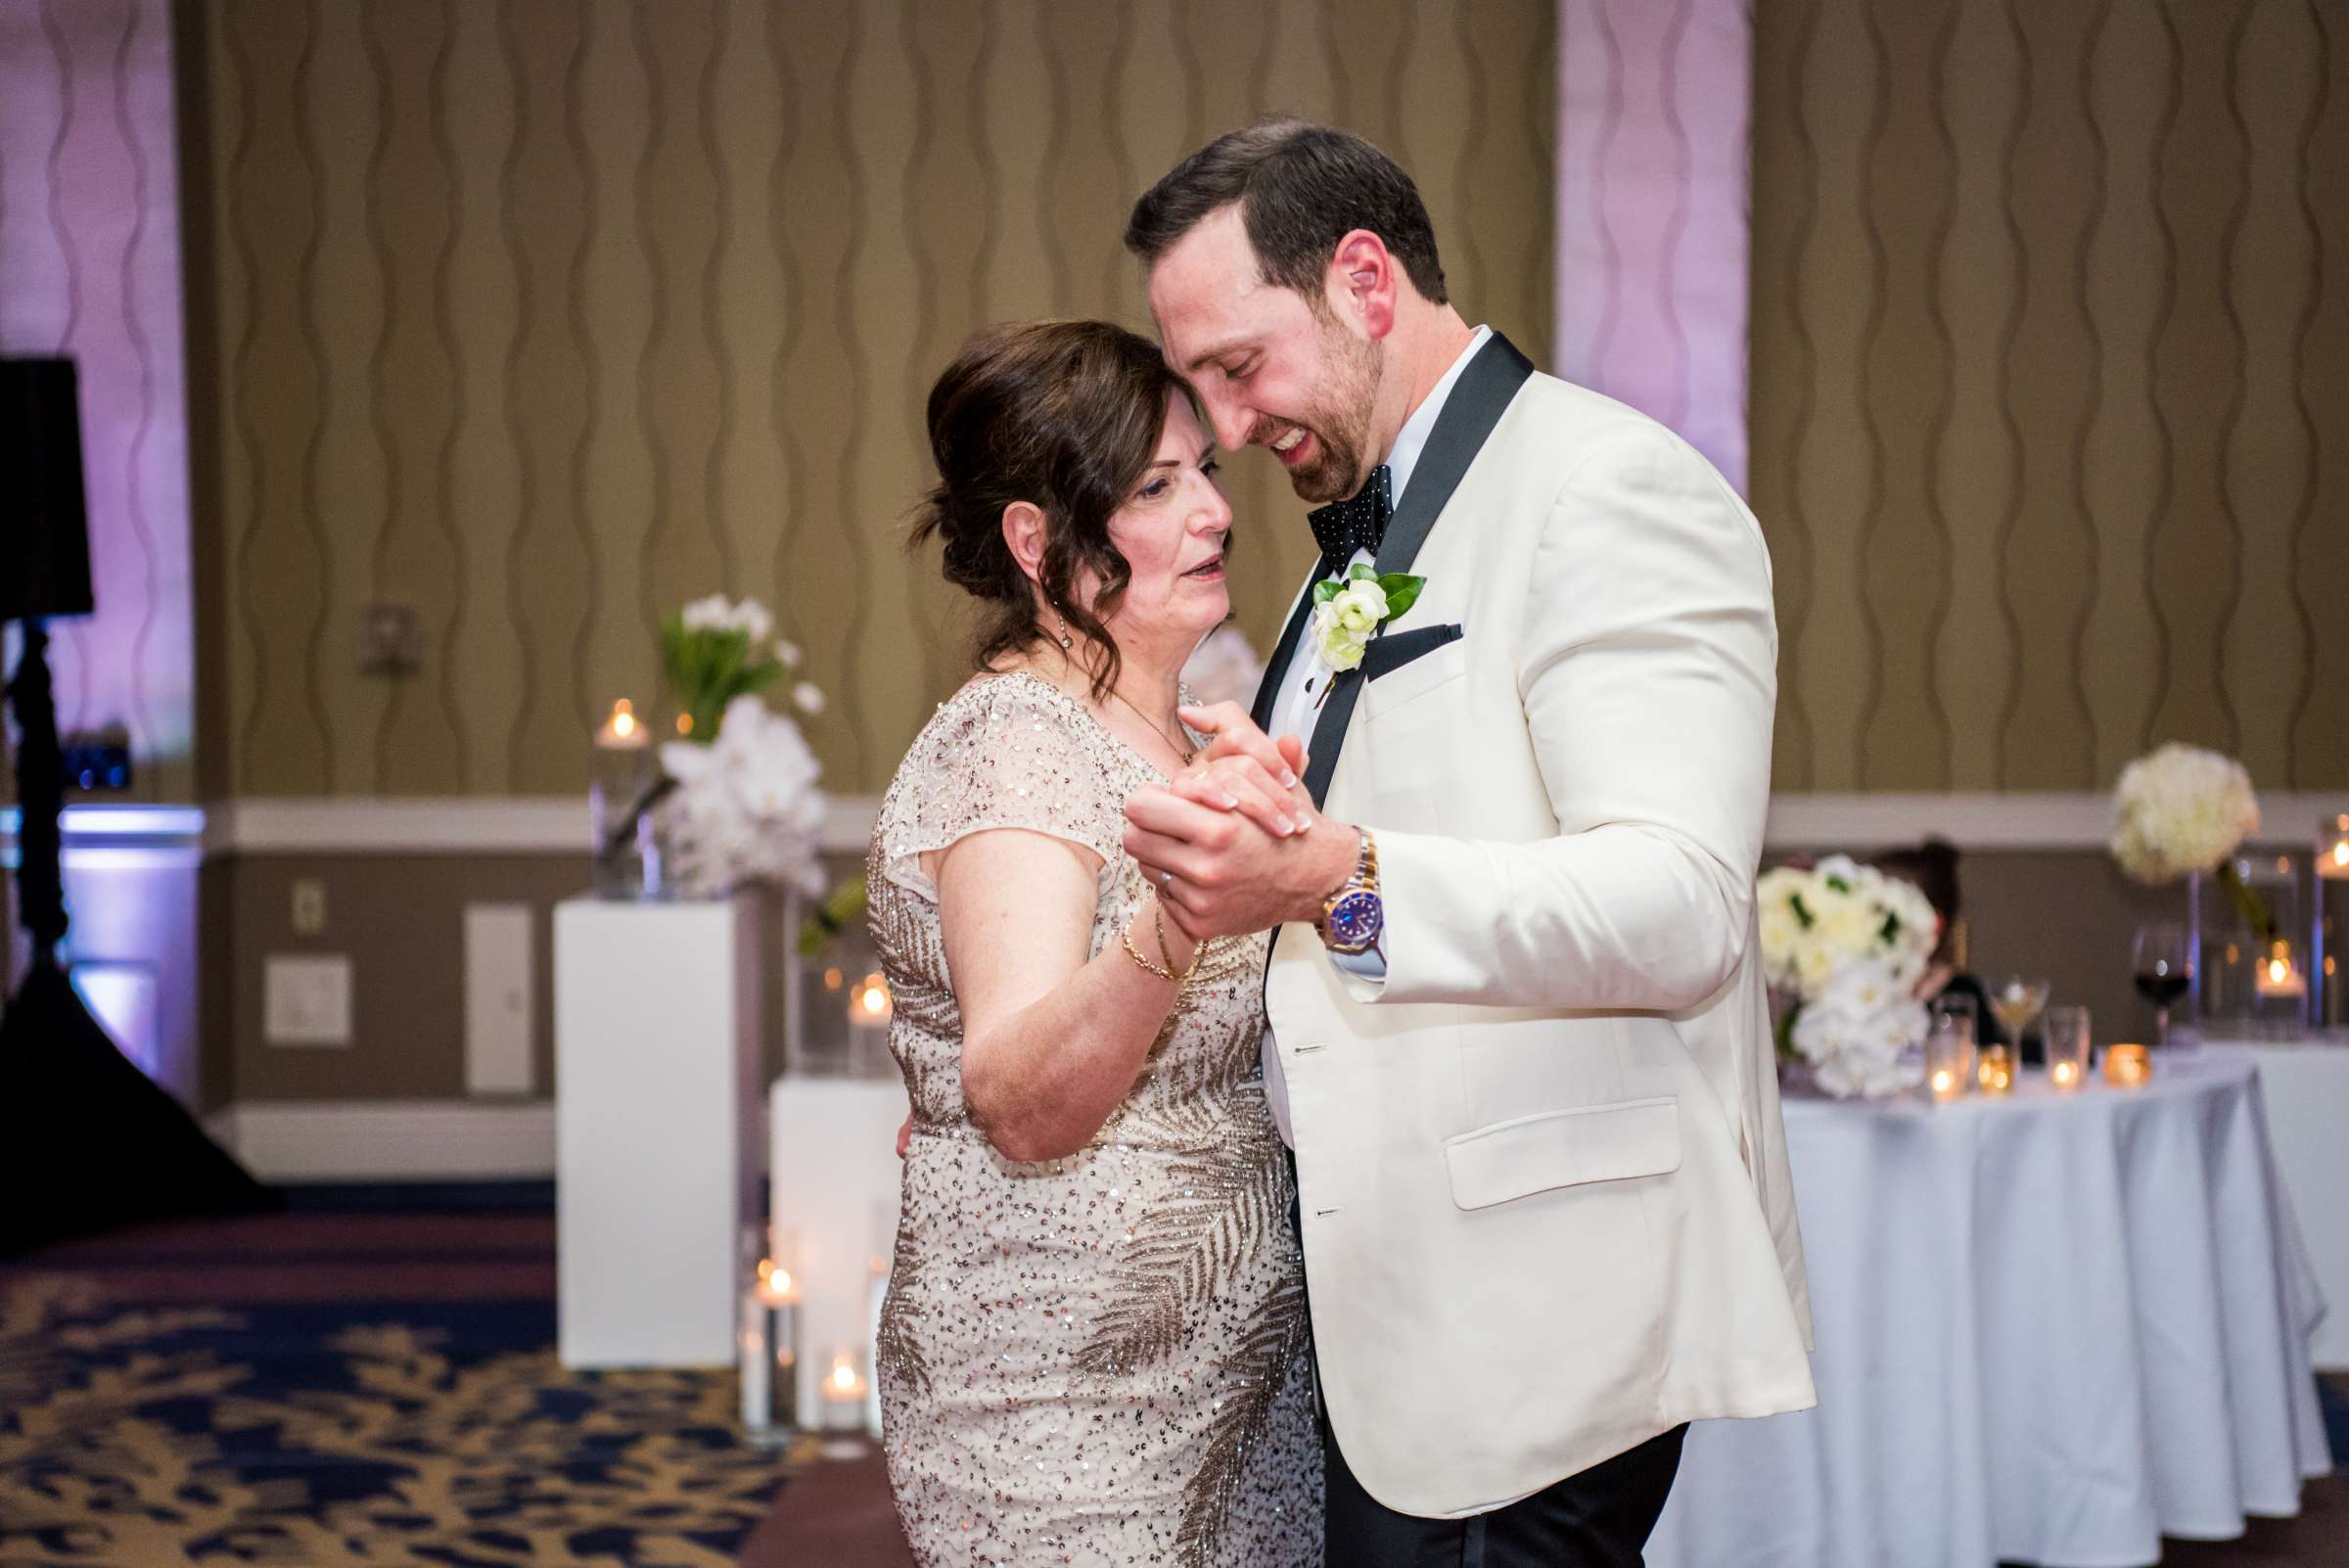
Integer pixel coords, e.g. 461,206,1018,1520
1648,1052,2332,1568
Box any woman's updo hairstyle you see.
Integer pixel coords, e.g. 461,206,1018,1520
910,319,1192,701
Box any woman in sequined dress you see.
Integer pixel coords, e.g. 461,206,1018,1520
866,320,1323,1566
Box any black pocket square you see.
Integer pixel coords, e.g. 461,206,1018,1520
1362,623,1464,681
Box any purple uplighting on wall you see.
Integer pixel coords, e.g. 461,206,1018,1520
0,0,193,795
1554,0,1751,494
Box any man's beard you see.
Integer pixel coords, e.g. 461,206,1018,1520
1272,319,1384,505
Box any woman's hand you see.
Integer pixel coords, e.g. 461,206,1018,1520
1166,726,1315,840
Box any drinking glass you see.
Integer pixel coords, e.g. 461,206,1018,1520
2044,1004,2091,1090
2132,922,2191,1048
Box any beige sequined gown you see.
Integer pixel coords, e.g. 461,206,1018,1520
867,671,1321,1567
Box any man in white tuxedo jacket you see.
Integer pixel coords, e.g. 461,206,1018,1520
1121,121,1817,1565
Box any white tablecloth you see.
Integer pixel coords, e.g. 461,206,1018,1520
1650,1053,2332,1568
2201,1038,2349,1368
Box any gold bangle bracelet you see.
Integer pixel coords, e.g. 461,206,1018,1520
1120,919,1182,983
1152,902,1203,983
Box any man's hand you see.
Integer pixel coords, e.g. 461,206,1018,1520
1124,704,1359,941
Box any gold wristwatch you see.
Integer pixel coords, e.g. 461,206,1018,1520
1314,829,1384,955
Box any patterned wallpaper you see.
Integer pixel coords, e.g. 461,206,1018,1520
1751,0,2348,792
186,0,1556,798
0,0,190,802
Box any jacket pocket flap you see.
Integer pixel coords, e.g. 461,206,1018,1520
1443,1096,1681,1212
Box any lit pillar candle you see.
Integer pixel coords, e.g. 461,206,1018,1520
2049,1058,2082,1090
820,1344,869,1435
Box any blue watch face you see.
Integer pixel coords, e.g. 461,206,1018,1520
1327,889,1384,948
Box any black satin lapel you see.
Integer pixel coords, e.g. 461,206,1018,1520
1298,333,1536,808
1251,581,1321,733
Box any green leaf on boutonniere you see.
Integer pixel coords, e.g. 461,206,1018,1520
1313,578,1344,605
1350,563,1377,581
1377,573,1426,620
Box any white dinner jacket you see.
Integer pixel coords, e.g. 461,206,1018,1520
1267,336,1817,1518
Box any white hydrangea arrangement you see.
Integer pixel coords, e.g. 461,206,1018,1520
2108,740,2273,945
2108,742,2259,884
639,594,829,899
1756,854,1941,1098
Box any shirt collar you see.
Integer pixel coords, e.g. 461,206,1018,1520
1383,324,1492,505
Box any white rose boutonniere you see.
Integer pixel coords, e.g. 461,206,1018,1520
1309,564,1427,695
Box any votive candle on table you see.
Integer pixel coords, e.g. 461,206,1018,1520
1977,1044,2016,1096
2320,815,2349,881
2103,1042,2152,1087
2254,945,2307,999
1924,1010,1973,1103
2044,1005,2091,1091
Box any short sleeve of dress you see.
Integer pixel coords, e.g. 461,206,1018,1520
880,677,1128,903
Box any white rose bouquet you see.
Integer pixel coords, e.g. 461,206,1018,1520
1756,854,1940,1098
2108,742,2272,938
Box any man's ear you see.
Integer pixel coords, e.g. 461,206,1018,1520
1001,500,1048,585
1328,229,1397,341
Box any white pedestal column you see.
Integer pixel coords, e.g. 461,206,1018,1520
555,895,761,1367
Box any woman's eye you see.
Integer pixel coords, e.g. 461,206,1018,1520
1199,459,1221,480
1140,479,1171,499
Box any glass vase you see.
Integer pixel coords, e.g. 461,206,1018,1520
2189,853,2308,1037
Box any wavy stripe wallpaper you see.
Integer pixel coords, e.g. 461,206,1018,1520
0,0,191,802
1752,0,2348,792
185,0,1556,798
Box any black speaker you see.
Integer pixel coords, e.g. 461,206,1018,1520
0,356,95,621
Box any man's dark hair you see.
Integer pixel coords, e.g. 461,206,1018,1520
1124,118,1448,307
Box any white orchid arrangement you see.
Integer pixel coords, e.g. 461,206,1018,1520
594,593,829,899
1310,565,1425,690
2109,742,2274,940
1756,855,1940,1099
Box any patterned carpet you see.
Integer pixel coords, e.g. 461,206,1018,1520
0,1192,793,1568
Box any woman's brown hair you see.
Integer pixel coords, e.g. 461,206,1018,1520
909,319,1197,701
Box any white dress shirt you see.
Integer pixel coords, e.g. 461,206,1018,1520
1259,325,1492,1146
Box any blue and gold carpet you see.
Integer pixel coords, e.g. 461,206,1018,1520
0,1191,789,1568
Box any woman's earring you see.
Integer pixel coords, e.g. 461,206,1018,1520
1053,610,1075,652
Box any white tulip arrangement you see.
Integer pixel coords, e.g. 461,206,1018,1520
1755,855,1940,1099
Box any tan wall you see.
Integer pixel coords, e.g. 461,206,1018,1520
1751,0,2349,792
186,0,1556,800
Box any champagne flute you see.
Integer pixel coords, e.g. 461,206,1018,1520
2132,922,2191,1049
1988,975,2050,1053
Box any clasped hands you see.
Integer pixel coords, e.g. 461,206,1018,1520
1122,702,1360,944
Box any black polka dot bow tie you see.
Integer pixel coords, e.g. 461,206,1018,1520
1307,464,1394,575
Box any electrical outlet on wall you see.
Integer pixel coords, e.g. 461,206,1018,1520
264,954,353,1046
291,879,327,936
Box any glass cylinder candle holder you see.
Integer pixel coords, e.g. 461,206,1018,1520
2103,1041,2152,1087
738,1226,802,1443
2316,815,2349,1030
590,699,657,899
1924,1009,1974,1103
2044,1004,2091,1091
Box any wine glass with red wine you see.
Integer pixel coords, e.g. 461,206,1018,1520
2131,921,2191,1049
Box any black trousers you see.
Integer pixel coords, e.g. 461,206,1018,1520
1322,1404,1686,1568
